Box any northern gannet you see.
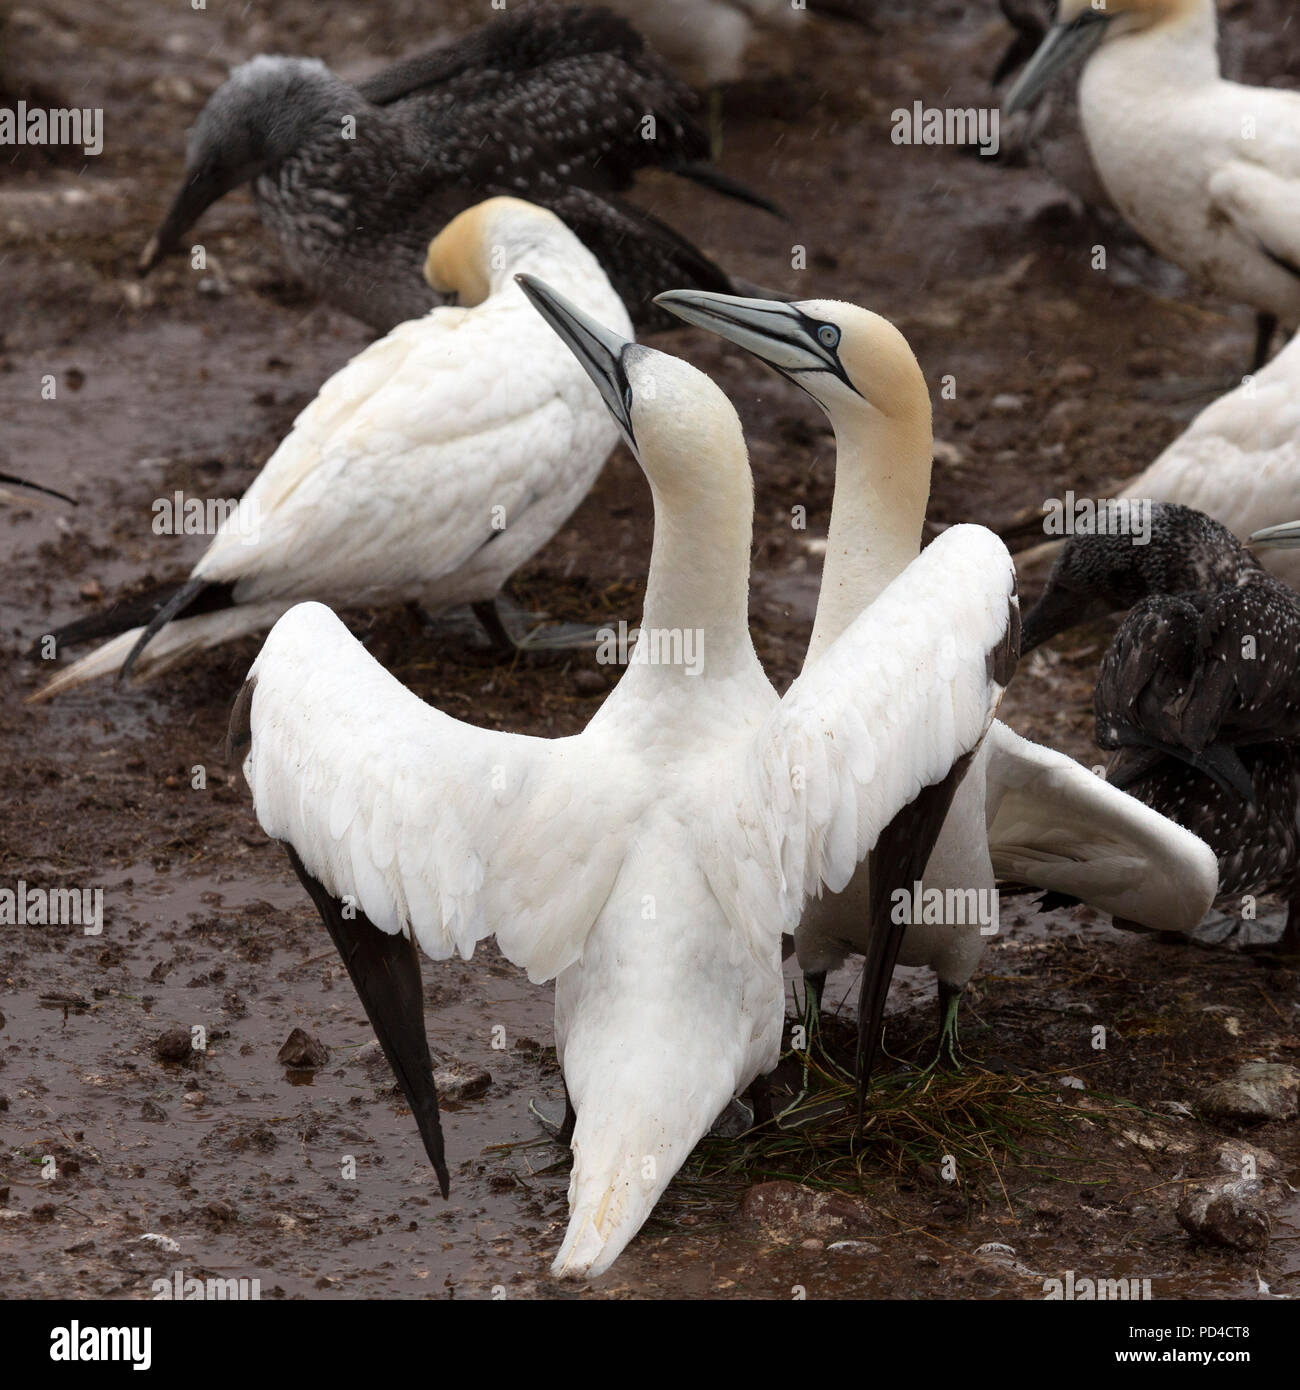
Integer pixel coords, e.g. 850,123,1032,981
228,276,1021,1277
31,198,630,699
138,6,778,333
1022,502,1300,953
1013,330,1300,587
655,290,1220,1063
1117,332,1300,588
1005,0,1300,371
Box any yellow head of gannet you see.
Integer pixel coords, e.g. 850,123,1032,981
655,291,928,427
423,195,571,307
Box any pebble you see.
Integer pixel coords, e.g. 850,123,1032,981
277,1027,329,1069
1176,1178,1270,1253
735,1181,874,1243
433,1062,491,1101
153,1028,192,1063
1198,1062,1300,1124
1054,360,1096,386
990,393,1025,414
572,668,606,696
182,1091,205,1106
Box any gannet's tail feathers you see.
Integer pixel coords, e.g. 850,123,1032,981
28,600,285,701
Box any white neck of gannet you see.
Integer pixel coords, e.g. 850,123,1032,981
637,465,756,679
1090,1,1219,88
804,403,933,669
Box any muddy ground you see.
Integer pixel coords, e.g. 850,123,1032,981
2,0,1298,1300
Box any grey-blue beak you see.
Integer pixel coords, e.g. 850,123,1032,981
516,273,637,447
653,289,857,395
1004,11,1112,115
1249,520,1300,550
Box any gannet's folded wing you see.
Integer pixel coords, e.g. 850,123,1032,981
985,722,1219,932
716,525,1020,939
232,601,622,983
1208,160,1300,278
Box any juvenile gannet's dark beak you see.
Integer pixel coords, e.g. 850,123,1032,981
138,159,241,275
516,273,637,448
1249,520,1300,550
1004,10,1112,114
653,290,859,396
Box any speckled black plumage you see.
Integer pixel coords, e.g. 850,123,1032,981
141,6,770,332
1020,501,1300,947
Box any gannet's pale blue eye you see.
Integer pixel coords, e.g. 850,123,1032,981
818,324,840,349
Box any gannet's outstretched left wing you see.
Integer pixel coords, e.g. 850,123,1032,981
712,524,1020,1094
985,722,1220,932
230,601,630,1193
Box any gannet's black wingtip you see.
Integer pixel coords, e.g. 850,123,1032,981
0,472,78,506
283,843,451,1197
118,574,209,686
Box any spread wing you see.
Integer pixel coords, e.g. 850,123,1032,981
233,601,627,982
710,524,1020,940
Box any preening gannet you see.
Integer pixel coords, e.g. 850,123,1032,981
1022,502,1300,952
229,276,1021,1277
137,6,777,332
656,289,1220,1062
31,198,630,699
1005,0,1300,370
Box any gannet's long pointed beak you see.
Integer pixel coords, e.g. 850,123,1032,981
516,273,636,447
1249,520,1300,550
1004,12,1111,115
654,289,858,393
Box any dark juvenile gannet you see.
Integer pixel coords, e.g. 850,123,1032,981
1005,0,1300,370
1022,501,1300,951
227,277,1021,1276
656,291,1219,1067
138,6,778,332
31,199,631,698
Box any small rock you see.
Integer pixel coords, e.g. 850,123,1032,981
1216,1140,1278,1175
79,579,102,601
800,1238,823,1251
139,1099,168,1122
1198,1062,1300,1124
1176,1178,1270,1253
433,1062,491,1101
572,667,606,696
277,1027,329,1069
932,439,964,468
1054,360,1096,387
153,1028,192,1063
1127,349,1164,378
182,1090,205,1106
735,1181,873,1243
827,1239,881,1256
990,392,1024,414
138,1232,181,1253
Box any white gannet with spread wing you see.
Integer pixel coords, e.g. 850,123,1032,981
657,289,1220,1061
1005,0,1300,371
32,197,629,699
229,277,1021,1277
